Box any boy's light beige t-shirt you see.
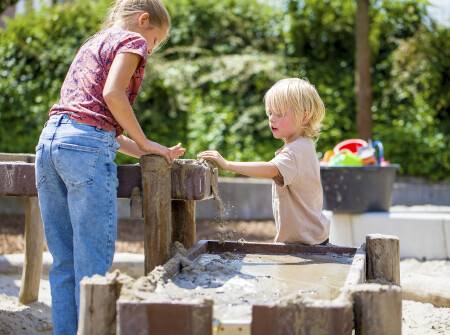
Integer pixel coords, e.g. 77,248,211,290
270,137,330,244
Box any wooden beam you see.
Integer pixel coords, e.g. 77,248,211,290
172,200,196,249
0,161,215,200
252,297,353,335
117,302,213,335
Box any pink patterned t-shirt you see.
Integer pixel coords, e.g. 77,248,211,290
49,27,148,136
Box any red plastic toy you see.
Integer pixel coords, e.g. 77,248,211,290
333,139,368,154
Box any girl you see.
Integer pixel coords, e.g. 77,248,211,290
35,1,184,334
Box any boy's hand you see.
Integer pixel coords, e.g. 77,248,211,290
169,143,186,160
197,150,229,170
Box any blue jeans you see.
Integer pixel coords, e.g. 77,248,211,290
35,114,119,335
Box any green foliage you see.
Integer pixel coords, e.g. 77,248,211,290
163,0,284,56
0,0,448,180
373,25,450,181
0,0,107,152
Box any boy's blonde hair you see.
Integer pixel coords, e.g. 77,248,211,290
103,0,171,31
264,78,325,139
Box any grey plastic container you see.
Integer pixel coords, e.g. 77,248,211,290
320,165,399,213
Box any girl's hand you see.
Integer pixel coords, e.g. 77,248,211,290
139,140,186,164
197,150,229,170
138,140,172,163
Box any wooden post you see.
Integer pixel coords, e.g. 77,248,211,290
130,186,143,219
366,234,400,285
352,283,402,335
140,155,172,274
19,196,44,304
172,200,196,249
78,271,124,335
252,297,353,335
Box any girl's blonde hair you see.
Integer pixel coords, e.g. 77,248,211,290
103,0,171,30
264,78,326,139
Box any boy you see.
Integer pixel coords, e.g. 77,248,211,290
198,78,329,245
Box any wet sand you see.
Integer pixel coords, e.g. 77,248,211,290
122,252,353,324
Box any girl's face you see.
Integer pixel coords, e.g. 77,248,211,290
135,13,168,55
267,109,300,143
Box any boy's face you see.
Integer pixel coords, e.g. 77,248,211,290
267,109,300,143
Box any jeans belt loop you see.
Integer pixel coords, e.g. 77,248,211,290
56,114,66,126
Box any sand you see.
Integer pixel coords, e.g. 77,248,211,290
0,275,51,335
119,252,353,324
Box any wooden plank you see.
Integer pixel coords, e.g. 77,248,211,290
366,234,400,285
203,240,357,256
19,197,44,304
251,304,296,335
0,161,215,199
185,240,209,261
343,246,366,286
0,153,35,163
140,155,172,274
117,302,213,335
300,298,353,335
252,298,353,335
172,200,196,249
171,159,213,200
0,162,36,196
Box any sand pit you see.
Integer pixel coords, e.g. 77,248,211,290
119,252,353,325
1,261,450,334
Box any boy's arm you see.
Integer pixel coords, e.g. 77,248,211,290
197,150,279,179
225,161,279,179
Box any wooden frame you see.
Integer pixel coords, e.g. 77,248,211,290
116,240,367,335
0,155,217,304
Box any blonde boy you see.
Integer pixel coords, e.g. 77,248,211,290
198,78,330,245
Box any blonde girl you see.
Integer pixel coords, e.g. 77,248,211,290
35,1,184,333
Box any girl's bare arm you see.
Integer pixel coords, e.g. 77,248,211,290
103,52,148,149
116,135,145,158
103,52,185,162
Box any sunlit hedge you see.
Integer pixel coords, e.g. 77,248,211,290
0,0,448,180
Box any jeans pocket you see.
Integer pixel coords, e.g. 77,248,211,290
35,143,46,188
55,142,101,187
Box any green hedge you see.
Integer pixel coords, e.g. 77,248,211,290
0,0,448,181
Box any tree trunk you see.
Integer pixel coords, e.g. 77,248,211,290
355,0,373,140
